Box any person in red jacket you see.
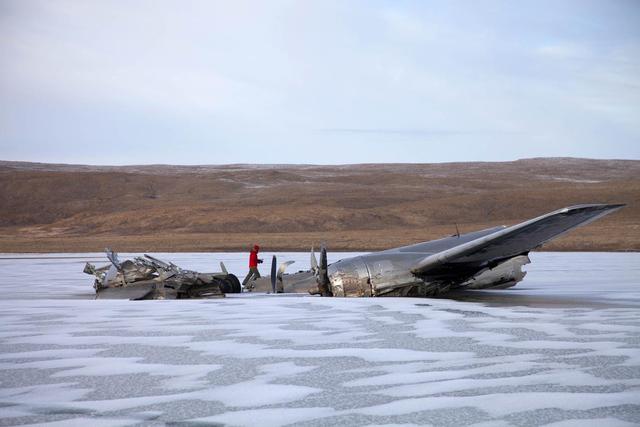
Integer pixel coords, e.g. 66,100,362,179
242,244,263,290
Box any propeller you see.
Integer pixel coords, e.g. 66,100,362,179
308,245,332,296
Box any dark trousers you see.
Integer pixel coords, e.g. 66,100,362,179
242,267,261,287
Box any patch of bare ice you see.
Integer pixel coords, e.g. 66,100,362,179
0,252,638,426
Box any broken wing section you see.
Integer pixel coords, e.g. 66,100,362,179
411,204,624,280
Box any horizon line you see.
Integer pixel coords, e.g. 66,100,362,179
1,156,639,169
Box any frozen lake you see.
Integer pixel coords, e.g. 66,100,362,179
0,252,639,426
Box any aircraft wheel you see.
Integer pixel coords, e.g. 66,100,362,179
223,274,242,293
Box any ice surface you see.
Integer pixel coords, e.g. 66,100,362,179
192,407,338,426
540,419,638,427
17,418,140,427
0,252,639,426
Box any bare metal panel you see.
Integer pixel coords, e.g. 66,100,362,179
328,257,372,297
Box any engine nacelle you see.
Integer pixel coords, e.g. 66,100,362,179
327,257,372,297
461,255,530,289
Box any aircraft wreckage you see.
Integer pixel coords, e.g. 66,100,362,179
84,250,241,299
86,204,624,299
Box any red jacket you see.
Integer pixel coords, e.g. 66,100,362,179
249,245,260,268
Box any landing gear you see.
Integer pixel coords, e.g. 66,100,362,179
220,274,242,294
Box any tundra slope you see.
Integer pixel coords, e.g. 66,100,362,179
0,157,638,252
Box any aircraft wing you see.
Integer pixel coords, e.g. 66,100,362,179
411,204,624,276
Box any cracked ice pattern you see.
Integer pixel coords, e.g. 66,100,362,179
0,252,639,426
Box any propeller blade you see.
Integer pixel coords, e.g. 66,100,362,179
219,261,228,275
320,246,327,273
310,246,318,273
270,255,277,294
105,248,121,269
277,261,295,279
104,264,119,287
317,245,332,297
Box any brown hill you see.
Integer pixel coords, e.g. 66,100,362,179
0,158,638,252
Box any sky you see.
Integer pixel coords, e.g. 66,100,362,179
1,0,639,165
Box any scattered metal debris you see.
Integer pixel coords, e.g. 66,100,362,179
84,249,241,300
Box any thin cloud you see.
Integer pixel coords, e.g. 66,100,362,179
318,129,525,136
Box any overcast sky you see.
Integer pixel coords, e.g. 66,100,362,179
1,0,639,165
